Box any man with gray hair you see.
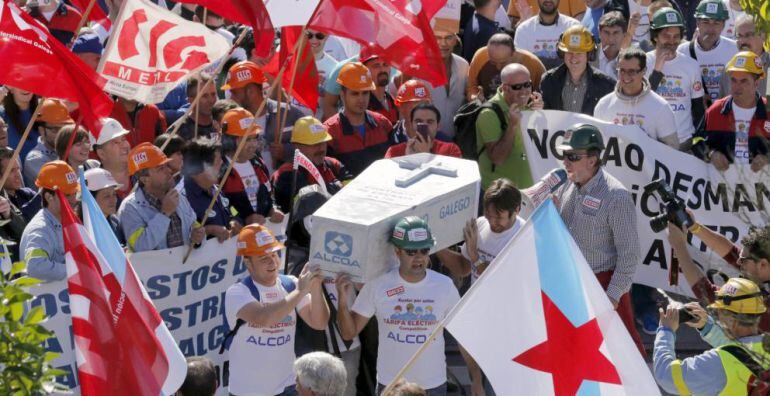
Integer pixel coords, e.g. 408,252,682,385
718,14,769,97
475,63,544,190
294,352,347,396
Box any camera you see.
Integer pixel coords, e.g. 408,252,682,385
644,179,694,233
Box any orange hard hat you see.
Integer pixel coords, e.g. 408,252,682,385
222,61,267,90
395,80,432,105
222,108,261,137
237,224,284,256
128,142,171,176
337,62,376,91
37,99,74,125
36,160,79,195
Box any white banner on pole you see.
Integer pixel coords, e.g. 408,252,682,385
521,110,769,295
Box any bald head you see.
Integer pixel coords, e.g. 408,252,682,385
501,63,530,81
501,63,533,106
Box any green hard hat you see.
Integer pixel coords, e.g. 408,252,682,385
390,216,435,250
694,0,728,20
650,7,685,30
557,123,605,152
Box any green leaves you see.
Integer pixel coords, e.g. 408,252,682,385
0,273,62,395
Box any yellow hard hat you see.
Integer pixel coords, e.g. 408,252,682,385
726,51,766,79
708,278,767,315
291,116,332,145
558,25,596,53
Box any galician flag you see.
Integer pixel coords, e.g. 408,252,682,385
445,200,660,395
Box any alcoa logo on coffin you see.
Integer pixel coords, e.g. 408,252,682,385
314,231,361,268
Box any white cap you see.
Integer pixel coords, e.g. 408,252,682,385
84,168,122,191
96,118,129,146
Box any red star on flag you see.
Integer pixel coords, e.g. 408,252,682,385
513,292,622,395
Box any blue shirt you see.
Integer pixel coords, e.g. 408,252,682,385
462,13,499,62
582,7,604,41
2,108,40,166
182,177,232,228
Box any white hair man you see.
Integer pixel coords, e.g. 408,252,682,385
294,352,347,396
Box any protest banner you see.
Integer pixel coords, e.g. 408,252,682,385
30,238,249,395
521,110,770,295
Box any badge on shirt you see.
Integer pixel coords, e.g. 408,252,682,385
387,285,405,297
764,121,770,133
581,195,602,215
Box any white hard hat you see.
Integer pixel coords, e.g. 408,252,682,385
96,118,129,146
84,168,122,191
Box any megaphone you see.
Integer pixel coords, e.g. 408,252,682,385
519,168,568,219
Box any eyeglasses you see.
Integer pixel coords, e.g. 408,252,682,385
715,291,764,305
735,31,758,39
505,81,532,91
617,68,643,77
738,255,761,265
564,153,590,162
403,248,430,256
305,32,326,40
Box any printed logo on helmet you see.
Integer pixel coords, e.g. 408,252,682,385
237,241,247,249
414,87,426,97
569,34,581,46
132,151,149,166
754,57,763,69
665,12,678,23
255,230,275,246
309,124,326,134
735,56,747,68
407,228,428,242
392,226,406,240
706,3,718,13
236,69,253,82
722,284,739,296
65,172,77,184
238,117,254,130
359,75,367,83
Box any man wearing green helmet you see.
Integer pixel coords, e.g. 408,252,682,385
677,0,738,103
553,123,646,355
335,216,461,394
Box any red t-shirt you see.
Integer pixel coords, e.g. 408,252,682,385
384,139,462,159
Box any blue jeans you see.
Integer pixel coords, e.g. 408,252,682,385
230,385,296,396
376,382,447,395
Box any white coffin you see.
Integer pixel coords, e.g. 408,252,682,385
309,153,481,282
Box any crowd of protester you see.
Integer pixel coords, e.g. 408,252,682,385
2,0,770,394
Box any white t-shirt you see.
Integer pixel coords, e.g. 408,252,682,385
645,52,704,141
352,269,460,388
677,37,738,101
594,89,677,142
225,276,311,396
732,103,754,164
461,216,524,284
232,160,260,212
722,1,746,39
627,0,651,44
322,277,361,352
514,14,580,67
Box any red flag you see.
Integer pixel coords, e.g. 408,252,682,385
0,0,112,136
264,26,319,112
178,0,274,58
58,186,186,396
307,0,447,86
68,0,109,25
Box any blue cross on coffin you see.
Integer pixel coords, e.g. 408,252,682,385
394,158,458,187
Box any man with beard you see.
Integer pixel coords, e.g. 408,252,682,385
552,124,646,356
514,0,580,69
24,99,72,187
271,116,352,213
597,11,628,78
677,0,737,103
385,104,461,158
336,217,461,394
361,47,398,125
429,29,469,139
20,161,80,282
718,14,769,97
170,73,219,140
94,118,132,200
595,47,679,148
540,25,616,115
324,63,393,176
646,7,705,150
119,143,204,252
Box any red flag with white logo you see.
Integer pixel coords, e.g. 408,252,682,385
263,26,319,113
0,0,113,136
178,0,274,58
307,0,447,86
97,0,230,104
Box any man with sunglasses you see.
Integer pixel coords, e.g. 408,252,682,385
306,30,339,120
553,123,646,355
653,278,769,395
336,216,460,395
476,63,543,190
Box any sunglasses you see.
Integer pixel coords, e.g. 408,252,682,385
564,153,591,162
305,32,326,40
505,81,532,91
403,248,430,256
715,291,764,305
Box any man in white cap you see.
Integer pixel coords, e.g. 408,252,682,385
93,118,132,200
85,168,125,245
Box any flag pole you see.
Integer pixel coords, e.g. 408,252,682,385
69,0,99,45
193,74,201,139
0,99,46,190
277,28,308,140
181,38,304,263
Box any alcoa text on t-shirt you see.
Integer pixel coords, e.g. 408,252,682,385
645,52,704,142
352,269,461,389
461,216,524,284
225,276,311,396
677,37,738,101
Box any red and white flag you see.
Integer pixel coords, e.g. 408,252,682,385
0,0,113,135
307,0,448,86
58,187,186,396
263,26,319,112
97,0,230,104
264,0,319,27
293,149,328,195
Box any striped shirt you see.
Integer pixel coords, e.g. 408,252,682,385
560,72,588,113
144,189,184,248
554,168,640,302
